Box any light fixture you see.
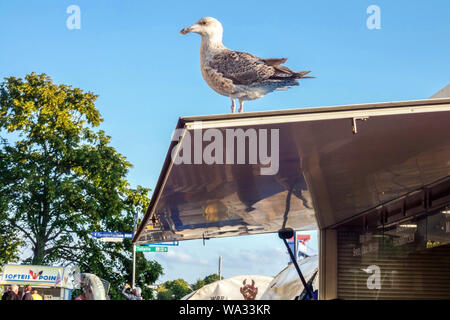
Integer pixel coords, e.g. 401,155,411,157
398,224,417,228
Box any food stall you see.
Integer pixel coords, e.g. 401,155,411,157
134,94,450,299
0,264,73,300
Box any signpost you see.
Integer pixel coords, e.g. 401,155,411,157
136,246,168,253
92,221,172,288
92,232,133,239
132,212,138,288
91,226,141,289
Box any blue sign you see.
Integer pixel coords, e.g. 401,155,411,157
141,241,179,247
92,232,133,239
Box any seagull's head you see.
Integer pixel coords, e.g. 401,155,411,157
180,17,223,38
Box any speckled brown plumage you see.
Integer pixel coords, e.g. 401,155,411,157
180,17,314,113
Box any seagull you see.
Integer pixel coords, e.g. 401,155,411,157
180,17,314,113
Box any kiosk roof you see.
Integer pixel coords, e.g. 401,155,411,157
134,98,450,244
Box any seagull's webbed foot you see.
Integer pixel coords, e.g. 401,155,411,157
238,99,244,113
230,98,236,113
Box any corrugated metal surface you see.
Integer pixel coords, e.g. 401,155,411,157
337,232,450,299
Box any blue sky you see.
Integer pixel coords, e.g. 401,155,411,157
0,0,449,284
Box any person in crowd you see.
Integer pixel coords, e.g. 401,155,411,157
22,285,33,300
17,289,23,300
31,289,43,300
5,285,20,300
121,283,143,300
2,286,11,300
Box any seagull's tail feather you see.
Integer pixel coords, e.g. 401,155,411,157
270,67,316,80
294,70,316,79
260,56,315,79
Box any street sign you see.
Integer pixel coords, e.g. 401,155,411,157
92,232,133,239
141,241,179,247
136,246,168,253
99,237,123,243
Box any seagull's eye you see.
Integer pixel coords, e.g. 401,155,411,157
200,21,207,25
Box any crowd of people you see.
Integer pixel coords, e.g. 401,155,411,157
1,285,43,300
2,283,142,300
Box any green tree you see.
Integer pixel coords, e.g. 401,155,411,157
191,279,206,291
191,273,220,291
157,279,192,300
0,73,162,300
204,273,220,284
0,193,23,266
156,285,175,300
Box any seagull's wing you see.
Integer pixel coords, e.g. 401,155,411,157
209,50,275,85
209,51,312,86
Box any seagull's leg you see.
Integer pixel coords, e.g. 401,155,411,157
238,99,244,113
230,98,236,113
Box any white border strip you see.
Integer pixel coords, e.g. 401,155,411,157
185,104,450,130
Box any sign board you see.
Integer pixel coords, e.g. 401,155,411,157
136,246,168,253
0,264,73,289
92,232,133,239
99,237,124,243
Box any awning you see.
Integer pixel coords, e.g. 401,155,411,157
134,98,450,244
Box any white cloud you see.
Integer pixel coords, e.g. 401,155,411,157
218,246,289,277
154,250,210,267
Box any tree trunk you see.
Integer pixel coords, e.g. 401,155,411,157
32,236,46,265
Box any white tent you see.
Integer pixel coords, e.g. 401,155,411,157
260,255,318,300
181,275,273,300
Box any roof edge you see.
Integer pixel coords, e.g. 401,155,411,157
180,98,450,123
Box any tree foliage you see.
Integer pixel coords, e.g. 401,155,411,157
0,194,23,266
191,273,221,291
156,274,221,300
157,278,192,300
0,73,162,300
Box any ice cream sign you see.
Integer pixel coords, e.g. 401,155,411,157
4,269,56,281
0,265,66,286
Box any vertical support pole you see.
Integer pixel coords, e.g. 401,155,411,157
218,256,222,280
319,229,338,300
132,244,136,288
132,212,138,288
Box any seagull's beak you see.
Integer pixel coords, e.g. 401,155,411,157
180,26,194,35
